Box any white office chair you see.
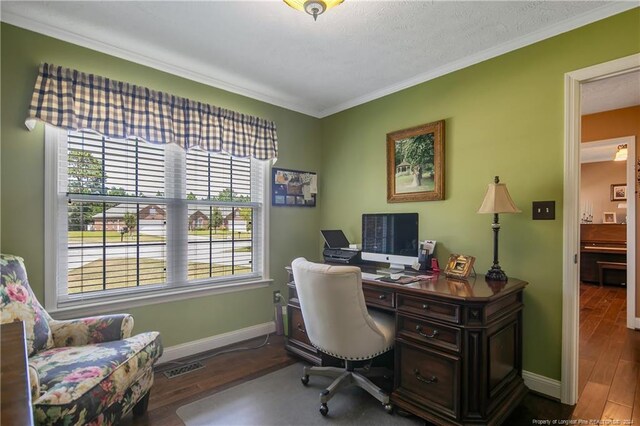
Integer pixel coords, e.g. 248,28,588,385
291,257,396,416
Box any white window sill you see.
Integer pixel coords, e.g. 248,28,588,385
47,277,273,320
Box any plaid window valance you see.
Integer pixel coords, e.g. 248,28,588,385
25,63,278,160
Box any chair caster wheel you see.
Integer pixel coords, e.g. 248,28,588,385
319,403,329,416
301,375,309,385
383,403,394,414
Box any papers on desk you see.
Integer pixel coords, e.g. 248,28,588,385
361,272,384,280
378,275,424,284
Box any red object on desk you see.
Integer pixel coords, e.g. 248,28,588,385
431,258,440,272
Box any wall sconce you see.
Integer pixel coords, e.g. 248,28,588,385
614,144,628,162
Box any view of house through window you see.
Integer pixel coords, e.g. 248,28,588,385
63,130,258,296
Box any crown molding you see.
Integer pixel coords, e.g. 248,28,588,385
0,11,321,118
3,3,638,119
316,2,639,118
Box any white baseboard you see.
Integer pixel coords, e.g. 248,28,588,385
523,370,561,400
158,321,276,364
635,317,640,330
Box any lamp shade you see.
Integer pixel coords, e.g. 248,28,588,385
477,177,521,214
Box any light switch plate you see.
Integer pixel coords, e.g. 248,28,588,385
532,201,555,220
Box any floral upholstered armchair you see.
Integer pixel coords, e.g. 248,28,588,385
0,254,163,425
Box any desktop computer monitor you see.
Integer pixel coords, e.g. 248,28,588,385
361,213,419,272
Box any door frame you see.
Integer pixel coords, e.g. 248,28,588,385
562,53,640,405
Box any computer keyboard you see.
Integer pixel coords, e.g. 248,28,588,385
361,272,384,280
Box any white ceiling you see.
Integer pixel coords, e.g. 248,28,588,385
581,71,640,115
1,1,637,118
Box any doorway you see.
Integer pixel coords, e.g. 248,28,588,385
562,54,639,407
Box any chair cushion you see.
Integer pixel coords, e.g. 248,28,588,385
0,254,54,356
30,331,162,425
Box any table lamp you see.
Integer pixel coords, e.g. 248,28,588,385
477,176,521,281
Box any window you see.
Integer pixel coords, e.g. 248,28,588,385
45,126,269,311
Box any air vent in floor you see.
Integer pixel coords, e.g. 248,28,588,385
163,361,204,379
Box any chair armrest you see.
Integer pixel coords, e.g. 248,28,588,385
28,365,41,402
50,314,134,347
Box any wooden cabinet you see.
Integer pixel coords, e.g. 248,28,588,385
285,266,528,425
1,321,34,426
362,284,395,309
395,341,461,420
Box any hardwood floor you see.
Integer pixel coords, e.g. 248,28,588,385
119,291,639,425
574,282,640,423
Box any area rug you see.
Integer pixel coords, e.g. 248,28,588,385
176,363,422,426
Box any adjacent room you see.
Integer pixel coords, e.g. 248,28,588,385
1,2,639,425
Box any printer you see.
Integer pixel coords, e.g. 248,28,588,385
321,230,361,265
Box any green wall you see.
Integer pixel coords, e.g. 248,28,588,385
320,9,640,380
2,8,639,380
0,23,322,346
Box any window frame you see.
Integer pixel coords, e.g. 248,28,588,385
44,125,272,316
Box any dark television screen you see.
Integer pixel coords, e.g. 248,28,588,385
362,213,419,256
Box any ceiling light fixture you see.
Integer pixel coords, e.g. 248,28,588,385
614,144,628,161
284,0,344,21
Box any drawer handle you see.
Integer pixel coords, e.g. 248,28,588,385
296,323,306,334
413,369,438,384
421,304,430,310
378,294,387,300
415,325,439,338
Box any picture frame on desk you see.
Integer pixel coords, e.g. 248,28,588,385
386,120,445,203
602,212,617,224
444,254,475,279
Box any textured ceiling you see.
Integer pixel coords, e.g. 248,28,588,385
1,1,636,117
582,71,640,115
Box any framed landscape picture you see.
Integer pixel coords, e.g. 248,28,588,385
387,120,445,203
610,183,626,201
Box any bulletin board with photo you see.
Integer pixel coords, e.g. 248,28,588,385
272,168,317,207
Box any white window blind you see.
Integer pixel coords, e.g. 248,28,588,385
46,126,267,308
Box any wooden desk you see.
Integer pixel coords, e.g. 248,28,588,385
285,265,528,426
1,321,34,426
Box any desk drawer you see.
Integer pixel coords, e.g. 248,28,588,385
363,286,394,309
397,295,460,324
396,341,461,420
398,315,461,353
289,305,312,347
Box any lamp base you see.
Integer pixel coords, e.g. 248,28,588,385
486,267,508,282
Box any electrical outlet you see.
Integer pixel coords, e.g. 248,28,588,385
273,290,282,304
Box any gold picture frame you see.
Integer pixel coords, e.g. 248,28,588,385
387,120,445,203
444,254,475,279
